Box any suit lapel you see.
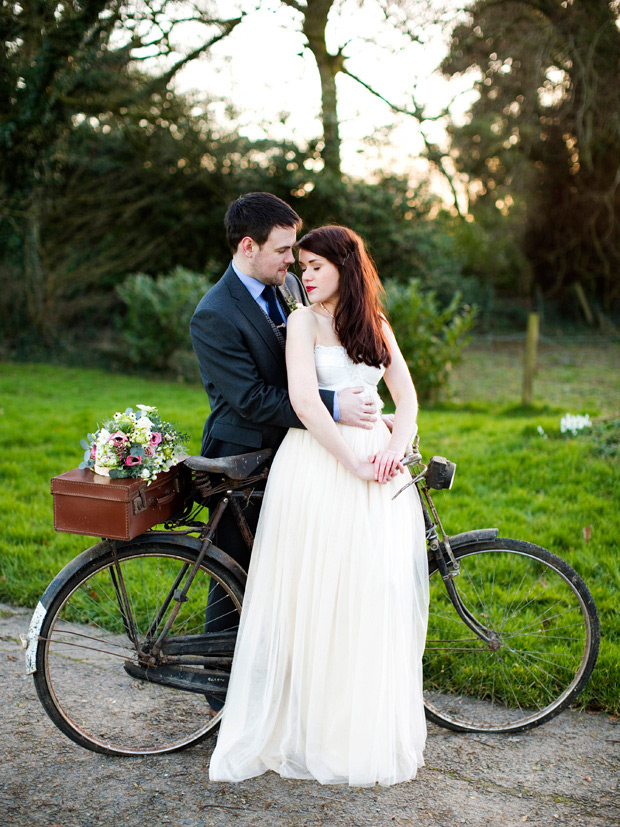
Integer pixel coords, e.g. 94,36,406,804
223,267,285,364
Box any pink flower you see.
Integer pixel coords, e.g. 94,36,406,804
125,455,142,466
109,431,129,446
149,432,163,446
90,445,97,459
144,445,154,457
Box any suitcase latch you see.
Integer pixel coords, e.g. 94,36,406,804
132,491,147,514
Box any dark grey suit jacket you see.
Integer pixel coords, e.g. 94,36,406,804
190,265,335,458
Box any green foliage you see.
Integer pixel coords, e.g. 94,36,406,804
115,266,213,372
0,1,240,342
590,417,620,459
384,280,477,402
443,0,620,313
1,350,618,714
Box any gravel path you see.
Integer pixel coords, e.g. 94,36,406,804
1,603,618,827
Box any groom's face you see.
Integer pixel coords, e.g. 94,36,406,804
249,225,297,286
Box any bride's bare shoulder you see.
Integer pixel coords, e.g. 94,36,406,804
287,305,320,333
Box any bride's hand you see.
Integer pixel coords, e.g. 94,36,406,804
352,460,377,482
369,449,404,484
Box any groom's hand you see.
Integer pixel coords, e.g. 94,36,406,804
337,387,377,430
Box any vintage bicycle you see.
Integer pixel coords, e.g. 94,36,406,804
25,441,600,755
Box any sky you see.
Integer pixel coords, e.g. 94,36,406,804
170,0,478,189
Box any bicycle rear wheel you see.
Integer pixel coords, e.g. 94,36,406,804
423,538,599,733
33,542,243,755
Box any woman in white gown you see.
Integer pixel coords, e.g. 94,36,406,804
209,225,429,787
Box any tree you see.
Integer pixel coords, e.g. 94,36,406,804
278,0,341,177
276,0,454,188
0,0,241,338
442,0,620,313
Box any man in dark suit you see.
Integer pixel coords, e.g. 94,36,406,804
190,194,377,706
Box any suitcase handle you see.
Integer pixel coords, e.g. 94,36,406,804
133,478,180,514
151,491,177,506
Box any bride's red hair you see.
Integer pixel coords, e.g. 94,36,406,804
296,225,391,368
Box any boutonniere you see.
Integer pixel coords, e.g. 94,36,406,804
280,285,303,313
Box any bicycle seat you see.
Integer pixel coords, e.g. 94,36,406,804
183,449,273,480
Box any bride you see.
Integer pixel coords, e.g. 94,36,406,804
209,225,429,787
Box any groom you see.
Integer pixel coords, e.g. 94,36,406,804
190,192,378,576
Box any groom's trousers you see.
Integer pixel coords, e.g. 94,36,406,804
204,486,263,709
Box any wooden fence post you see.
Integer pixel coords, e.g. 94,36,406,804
522,312,539,406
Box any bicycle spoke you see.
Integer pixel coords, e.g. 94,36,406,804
43,636,134,661
504,605,584,637
48,626,134,652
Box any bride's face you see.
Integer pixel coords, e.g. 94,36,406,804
298,249,340,308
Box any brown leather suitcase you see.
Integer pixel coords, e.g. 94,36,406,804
51,465,189,541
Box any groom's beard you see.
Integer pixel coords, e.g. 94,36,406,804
258,269,288,287
250,255,291,287
259,270,288,287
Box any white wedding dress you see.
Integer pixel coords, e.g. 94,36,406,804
209,345,429,787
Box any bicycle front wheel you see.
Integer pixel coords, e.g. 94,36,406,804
33,542,243,755
423,538,599,733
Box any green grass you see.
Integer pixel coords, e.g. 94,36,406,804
1,340,618,714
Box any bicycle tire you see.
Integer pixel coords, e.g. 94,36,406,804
32,541,243,755
423,538,599,733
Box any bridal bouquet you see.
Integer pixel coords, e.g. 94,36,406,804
79,404,189,481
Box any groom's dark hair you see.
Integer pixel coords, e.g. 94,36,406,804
225,192,302,253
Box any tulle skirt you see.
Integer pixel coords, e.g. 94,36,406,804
209,419,429,787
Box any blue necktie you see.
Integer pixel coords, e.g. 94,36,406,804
262,285,284,327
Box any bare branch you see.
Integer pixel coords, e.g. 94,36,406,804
341,66,464,215
143,16,243,93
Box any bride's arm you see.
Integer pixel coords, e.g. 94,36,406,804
372,322,419,481
286,309,375,481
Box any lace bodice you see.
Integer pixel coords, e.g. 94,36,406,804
314,345,384,410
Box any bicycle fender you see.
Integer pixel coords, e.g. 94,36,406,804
120,532,248,591
24,539,113,673
448,528,499,548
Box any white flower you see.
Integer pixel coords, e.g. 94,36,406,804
113,411,136,422
560,413,592,436
137,404,157,413
537,425,548,439
95,432,115,461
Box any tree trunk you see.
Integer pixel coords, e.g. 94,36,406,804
299,0,343,178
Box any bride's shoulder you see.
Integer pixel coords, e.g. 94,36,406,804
287,305,319,331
